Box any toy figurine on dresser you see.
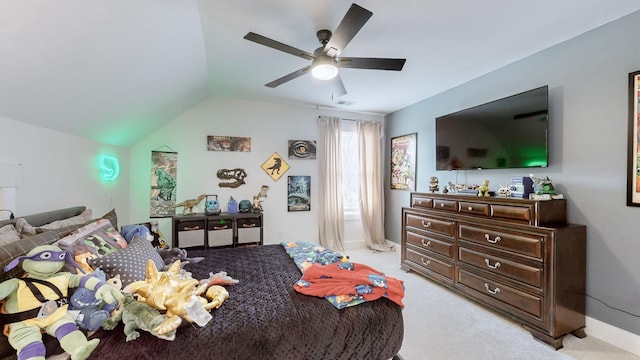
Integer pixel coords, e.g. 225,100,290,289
477,179,490,197
429,177,439,193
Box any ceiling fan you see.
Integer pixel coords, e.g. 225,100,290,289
243,3,406,99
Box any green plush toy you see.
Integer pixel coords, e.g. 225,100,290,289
0,245,124,360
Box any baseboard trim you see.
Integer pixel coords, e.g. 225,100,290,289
585,316,640,356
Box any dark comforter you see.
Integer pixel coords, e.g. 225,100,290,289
87,245,404,360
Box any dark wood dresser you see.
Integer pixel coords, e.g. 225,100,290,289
401,192,586,349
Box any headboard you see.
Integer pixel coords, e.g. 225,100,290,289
0,206,86,228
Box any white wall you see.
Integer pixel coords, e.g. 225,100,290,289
129,97,383,247
385,11,640,336
0,115,129,220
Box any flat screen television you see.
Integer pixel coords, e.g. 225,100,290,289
435,85,549,170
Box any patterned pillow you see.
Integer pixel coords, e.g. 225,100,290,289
56,219,128,273
0,224,21,246
87,236,165,288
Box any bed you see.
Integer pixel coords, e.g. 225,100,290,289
0,207,404,360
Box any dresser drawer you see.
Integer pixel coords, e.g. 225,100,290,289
176,220,205,248
458,268,542,318
458,247,542,288
458,224,544,259
459,201,490,217
405,213,455,238
405,248,454,281
412,195,433,209
406,231,455,259
433,198,458,212
491,204,533,223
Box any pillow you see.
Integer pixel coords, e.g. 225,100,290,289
87,236,165,288
56,219,128,273
0,224,21,246
38,209,93,230
100,208,118,229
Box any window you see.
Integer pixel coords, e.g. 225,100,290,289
341,120,360,220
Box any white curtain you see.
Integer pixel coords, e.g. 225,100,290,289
357,120,394,252
317,116,345,251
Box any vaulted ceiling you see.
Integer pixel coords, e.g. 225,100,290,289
2,1,639,146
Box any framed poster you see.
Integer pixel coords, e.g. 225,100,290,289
150,151,177,217
288,176,310,212
207,135,251,152
627,70,640,206
390,133,417,191
288,140,317,159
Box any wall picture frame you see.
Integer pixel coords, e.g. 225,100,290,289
627,70,640,206
390,133,417,191
288,176,310,212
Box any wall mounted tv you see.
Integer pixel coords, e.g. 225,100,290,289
435,85,549,170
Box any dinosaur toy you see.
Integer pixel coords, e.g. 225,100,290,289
0,245,124,360
101,293,179,342
172,194,206,215
128,260,230,331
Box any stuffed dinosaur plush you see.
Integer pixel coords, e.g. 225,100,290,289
101,292,179,342
0,245,124,360
68,269,120,331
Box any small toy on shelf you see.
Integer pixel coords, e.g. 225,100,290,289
497,185,511,197
173,194,207,215
529,174,556,195
477,179,491,197
205,195,221,215
429,177,439,193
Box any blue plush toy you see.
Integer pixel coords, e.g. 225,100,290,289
69,269,120,331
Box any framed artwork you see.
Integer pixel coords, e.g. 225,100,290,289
627,70,640,206
288,176,311,212
390,133,417,191
150,151,177,217
207,135,251,152
288,140,317,159
261,152,289,181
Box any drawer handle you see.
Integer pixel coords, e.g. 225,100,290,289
467,206,473,211
484,259,501,269
421,220,432,228
440,203,445,207
421,258,431,266
183,226,200,231
484,234,501,244
421,239,432,247
242,223,257,228
484,283,501,295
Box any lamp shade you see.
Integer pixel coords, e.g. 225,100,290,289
311,56,338,80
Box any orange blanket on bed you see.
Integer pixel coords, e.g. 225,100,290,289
293,261,405,308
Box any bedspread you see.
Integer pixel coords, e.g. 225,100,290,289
87,245,403,360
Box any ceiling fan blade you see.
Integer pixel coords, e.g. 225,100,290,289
338,57,406,71
265,65,312,88
244,32,314,61
324,4,372,56
331,75,347,99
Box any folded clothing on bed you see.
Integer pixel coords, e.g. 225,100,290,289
294,261,405,309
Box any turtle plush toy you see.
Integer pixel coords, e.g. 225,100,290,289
0,245,124,360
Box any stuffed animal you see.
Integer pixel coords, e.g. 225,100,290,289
156,248,204,268
0,245,124,360
68,269,120,331
102,293,179,342
200,271,239,287
128,260,229,330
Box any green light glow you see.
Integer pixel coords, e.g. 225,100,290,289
99,155,120,181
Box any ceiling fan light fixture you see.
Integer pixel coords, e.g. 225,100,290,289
311,56,338,80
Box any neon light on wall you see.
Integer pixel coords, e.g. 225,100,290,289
99,155,120,181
